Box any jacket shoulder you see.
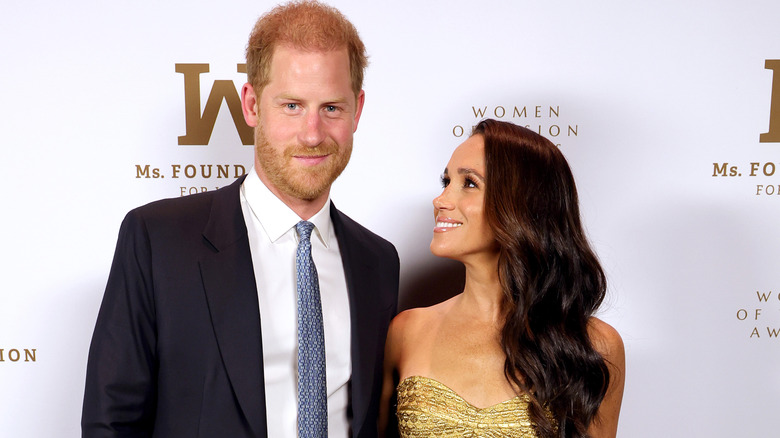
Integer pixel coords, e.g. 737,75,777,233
330,205,398,259
124,177,243,231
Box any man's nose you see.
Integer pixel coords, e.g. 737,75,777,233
299,111,326,147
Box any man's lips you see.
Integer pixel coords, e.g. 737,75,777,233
293,154,329,166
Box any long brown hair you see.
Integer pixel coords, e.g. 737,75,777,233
476,119,609,437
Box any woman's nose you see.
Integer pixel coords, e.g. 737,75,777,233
433,190,452,210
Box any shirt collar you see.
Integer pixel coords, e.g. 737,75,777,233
241,167,333,247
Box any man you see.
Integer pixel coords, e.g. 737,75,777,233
82,2,399,437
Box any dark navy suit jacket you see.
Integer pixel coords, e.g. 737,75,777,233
82,176,399,437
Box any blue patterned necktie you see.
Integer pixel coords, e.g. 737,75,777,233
295,221,328,437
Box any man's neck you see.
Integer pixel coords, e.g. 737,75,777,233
255,171,329,221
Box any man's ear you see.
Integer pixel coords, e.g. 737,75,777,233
353,89,365,132
241,82,259,127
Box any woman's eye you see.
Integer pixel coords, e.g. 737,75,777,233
440,175,450,188
464,177,477,188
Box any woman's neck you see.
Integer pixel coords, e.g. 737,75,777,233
460,255,503,324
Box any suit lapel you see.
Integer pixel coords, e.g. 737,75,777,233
195,187,386,437
331,204,391,436
200,176,268,437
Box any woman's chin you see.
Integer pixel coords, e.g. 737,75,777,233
429,244,458,260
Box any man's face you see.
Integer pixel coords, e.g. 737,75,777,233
242,45,364,204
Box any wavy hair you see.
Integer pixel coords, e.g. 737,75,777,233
245,0,368,98
475,119,609,437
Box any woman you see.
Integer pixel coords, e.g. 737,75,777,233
380,119,625,437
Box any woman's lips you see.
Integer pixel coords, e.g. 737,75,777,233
434,217,462,232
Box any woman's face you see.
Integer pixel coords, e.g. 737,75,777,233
430,134,498,262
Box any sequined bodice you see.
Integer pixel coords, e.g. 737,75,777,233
396,376,539,437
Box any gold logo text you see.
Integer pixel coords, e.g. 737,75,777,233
177,63,253,145
0,348,36,362
761,60,780,143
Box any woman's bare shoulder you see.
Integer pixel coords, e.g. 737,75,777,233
388,296,457,344
587,318,626,437
588,317,625,367
391,299,448,332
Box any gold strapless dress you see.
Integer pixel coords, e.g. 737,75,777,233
396,376,539,437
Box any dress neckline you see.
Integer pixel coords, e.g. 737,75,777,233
398,375,527,411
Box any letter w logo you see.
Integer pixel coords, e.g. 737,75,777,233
761,60,780,143
176,63,253,145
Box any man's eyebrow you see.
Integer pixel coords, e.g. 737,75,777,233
274,94,350,104
274,93,301,100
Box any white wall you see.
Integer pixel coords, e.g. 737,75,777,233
2,1,779,436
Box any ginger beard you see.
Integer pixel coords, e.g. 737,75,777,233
254,122,353,201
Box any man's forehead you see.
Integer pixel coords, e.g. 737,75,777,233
269,43,349,60
260,45,355,99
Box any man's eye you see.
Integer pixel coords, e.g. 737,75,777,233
286,103,298,110
325,105,337,112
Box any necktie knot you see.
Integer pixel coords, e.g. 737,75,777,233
296,220,315,243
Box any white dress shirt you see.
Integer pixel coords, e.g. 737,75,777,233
240,168,352,437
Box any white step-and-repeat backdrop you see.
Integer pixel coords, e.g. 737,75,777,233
2,1,779,436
